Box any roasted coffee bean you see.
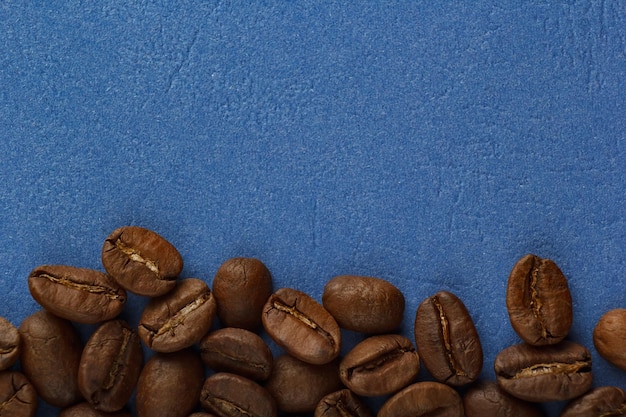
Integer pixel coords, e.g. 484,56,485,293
78,319,143,412
314,389,373,417
0,317,20,370
27,265,126,324
560,386,626,417
593,309,626,371
463,380,546,417
262,288,341,365
378,381,464,417
506,254,572,346
0,371,38,417
265,354,342,413
188,414,217,417
213,257,273,331
59,402,133,417
139,278,216,352
339,334,419,396
322,275,404,334
200,372,277,417
200,327,273,381
494,340,592,402
413,290,483,386
19,310,83,407
135,349,204,417
102,226,183,297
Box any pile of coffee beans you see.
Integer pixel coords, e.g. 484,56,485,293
1,225,625,417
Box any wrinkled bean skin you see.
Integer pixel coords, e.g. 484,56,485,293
593,309,626,371
200,372,277,417
378,381,464,417
59,402,133,417
314,389,373,417
0,371,38,417
463,380,546,417
0,317,20,371
560,386,626,417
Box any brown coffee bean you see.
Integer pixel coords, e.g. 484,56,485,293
262,288,341,365
339,334,419,396
139,278,216,352
188,414,217,417
494,340,592,402
0,371,38,417
314,389,373,417
0,317,20,371
102,226,183,297
59,402,133,417
265,354,342,413
212,257,273,331
413,290,483,386
593,308,626,371
322,275,404,334
560,386,626,417
78,319,143,412
19,310,83,407
463,380,546,417
199,327,273,381
378,381,464,417
200,372,277,417
136,349,204,417
28,265,126,324
506,254,573,346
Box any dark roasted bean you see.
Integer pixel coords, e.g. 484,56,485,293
0,317,20,371
463,380,546,417
314,389,373,417
560,386,626,417
200,372,277,417
0,371,38,417
378,381,464,417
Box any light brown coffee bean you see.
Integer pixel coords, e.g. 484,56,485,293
200,372,277,417
560,386,626,417
0,371,38,417
593,308,626,371
59,402,133,417
314,389,373,417
0,317,20,371
378,381,464,417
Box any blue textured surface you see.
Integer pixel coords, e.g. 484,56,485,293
1,2,625,416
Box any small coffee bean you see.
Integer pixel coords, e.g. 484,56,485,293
560,386,626,417
314,389,373,417
0,371,38,417
339,334,420,396
463,380,546,417
28,265,126,324
0,317,20,371
506,254,572,346
19,310,83,408
59,402,133,417
102,226,183,297
139,278,216,352
262,288,341,365
494,340,592,402
413,290,483,386
78,319,143,412
593,308,626,371
200,372,277,417
322,275,404,334
200,327,273,381
212,257,273,331
378,381,464,417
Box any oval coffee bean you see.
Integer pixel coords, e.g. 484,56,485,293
19,310,83,408
0,371,38,417
463,380,546,417
102,226,183,297
0,317,20,370
494,340,593,402
560,386,626,417
262,288,341,365
136,349,204,417
314,389,373,417
139,278,216,352
339,334,419,396
28,265,126,324
59,402,133,417
593,308,626,371
200,327,273,381
379,381,464,417
212,257,273,331
78,319,143,412
322,275,404,334
200,372,277,417
506,254,572,346
414,290,483,386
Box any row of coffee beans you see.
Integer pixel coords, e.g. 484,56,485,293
0,225,625,416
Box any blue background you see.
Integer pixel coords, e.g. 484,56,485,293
1,2,625,416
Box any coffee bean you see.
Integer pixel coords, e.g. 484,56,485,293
560,386,626,417
212,257,273,331
494,340,592,402
339,334,419,396
200,372,277,417
78,319,143,412
413,290,483,386
463,380,546,417
28,265,126,324
262,288,341,365
0,317,20,371
322,275,404,334
188,414,217,417
135,349,204,417
378,381,464,417
0,371,38,417
200,327,273,381
139,278,216,352
314,389,373,417
59,402,133,417
19,310,83,408
506,254,572,346
102,226,183,297
593,308,626,371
